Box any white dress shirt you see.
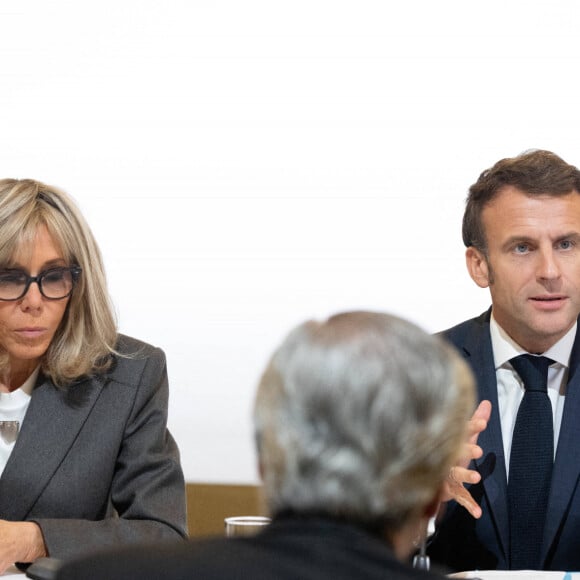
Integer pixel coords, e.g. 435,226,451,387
490,316,574,477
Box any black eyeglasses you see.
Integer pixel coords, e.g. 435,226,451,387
0,266,82,301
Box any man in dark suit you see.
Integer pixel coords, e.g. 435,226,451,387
56,311,475,580
429,150,580,571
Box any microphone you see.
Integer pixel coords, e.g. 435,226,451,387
413,516,435,571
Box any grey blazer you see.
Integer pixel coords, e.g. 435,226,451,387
0,334,187,560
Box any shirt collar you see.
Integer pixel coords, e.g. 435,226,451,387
19,366,40,397
490,314,576,370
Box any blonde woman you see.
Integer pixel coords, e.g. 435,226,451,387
0,179,186,572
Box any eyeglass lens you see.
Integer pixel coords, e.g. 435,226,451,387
0,268,76,300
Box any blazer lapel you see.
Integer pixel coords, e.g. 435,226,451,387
542,330,580,563
0,373,105,520
460,313,510,562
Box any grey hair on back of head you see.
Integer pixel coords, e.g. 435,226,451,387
254,311,474,531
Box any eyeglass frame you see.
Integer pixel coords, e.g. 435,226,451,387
0,266,82,301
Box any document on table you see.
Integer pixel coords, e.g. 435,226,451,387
0,565,24,577
449,572,580,580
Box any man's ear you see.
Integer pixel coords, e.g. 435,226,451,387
423,490,442,520
466,246,491,288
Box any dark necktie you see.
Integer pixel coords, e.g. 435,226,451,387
508,354,554,570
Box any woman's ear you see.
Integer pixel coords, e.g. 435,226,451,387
466,246,491,288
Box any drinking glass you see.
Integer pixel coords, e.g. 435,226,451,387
224,515,271,537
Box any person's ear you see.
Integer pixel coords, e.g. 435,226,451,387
466,246,491,288
423,491,442,520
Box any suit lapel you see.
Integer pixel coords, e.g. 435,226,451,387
459,313,510,561
542,330,580,562
451,314,580,567
0,373,105,520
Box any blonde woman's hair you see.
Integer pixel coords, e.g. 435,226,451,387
0,178,117,385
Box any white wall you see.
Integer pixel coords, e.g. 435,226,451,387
2,0,580,483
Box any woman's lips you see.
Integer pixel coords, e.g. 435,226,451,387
14,327,47,339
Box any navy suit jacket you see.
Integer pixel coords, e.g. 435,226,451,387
428,310,580,571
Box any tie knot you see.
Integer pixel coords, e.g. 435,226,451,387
510,354,553,392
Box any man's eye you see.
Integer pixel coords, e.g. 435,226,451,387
514,244,529,254
559,240,574,250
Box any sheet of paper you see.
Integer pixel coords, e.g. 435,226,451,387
0,565,24,578
449,572,580,580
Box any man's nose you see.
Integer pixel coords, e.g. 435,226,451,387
537,249,561,280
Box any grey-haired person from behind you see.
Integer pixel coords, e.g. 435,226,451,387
57,310,475,580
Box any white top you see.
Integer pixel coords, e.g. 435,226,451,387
490,316,574,477
0,367,39,477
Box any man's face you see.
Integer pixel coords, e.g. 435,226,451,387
466,185,580,353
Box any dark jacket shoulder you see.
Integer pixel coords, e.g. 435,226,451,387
439,309,491,340
104,334,166,388
436,309,492,354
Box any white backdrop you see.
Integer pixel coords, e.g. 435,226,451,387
2,0,580,483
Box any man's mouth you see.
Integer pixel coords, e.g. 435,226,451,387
530,296,566,303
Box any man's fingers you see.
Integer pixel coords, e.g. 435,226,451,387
446,467,483,518
468,443,483,461
455,440,483,470
473,400,492,421
450,465,481,486
439,401,490,519
467,400,491,445
454,488,483,519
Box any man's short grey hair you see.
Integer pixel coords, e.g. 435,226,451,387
254,311,474,531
